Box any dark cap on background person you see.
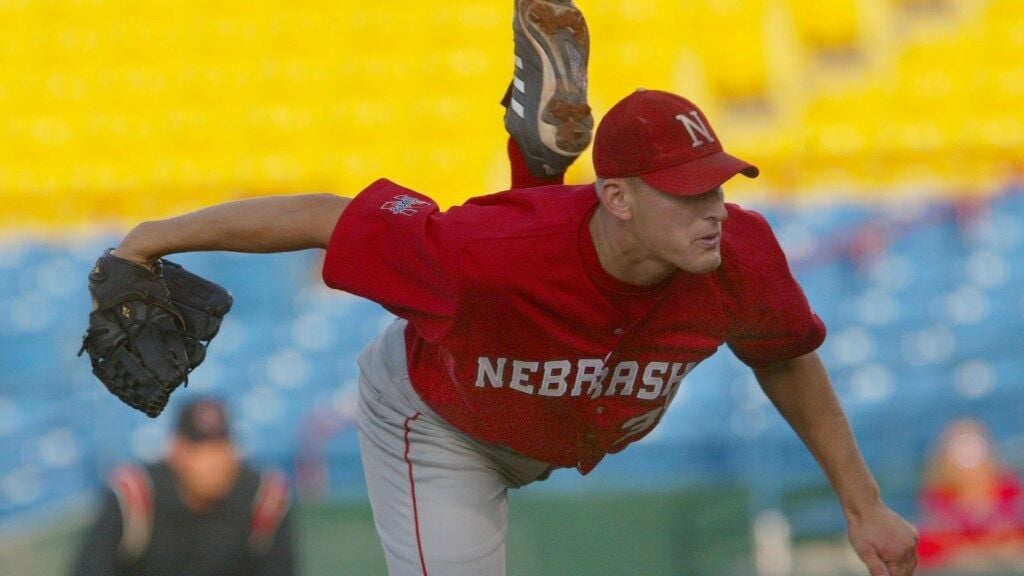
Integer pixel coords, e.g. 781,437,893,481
593,88,759,196
175,398,231,442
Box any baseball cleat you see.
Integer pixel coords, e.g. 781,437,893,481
504,0,593,178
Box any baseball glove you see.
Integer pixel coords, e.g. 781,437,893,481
79,250,233,417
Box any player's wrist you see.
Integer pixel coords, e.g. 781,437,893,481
115,223,161,270
840,489,885,522
112,247,156,271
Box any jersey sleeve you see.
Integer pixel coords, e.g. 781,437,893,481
322,179,463,341
724,210,826,367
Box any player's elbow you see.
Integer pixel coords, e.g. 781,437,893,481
306,193,351,249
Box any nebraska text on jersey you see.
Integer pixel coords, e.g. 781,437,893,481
475,357,696,401
476,357,698,449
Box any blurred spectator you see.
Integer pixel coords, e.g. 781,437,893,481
69,398,296,576
917,418,1024,571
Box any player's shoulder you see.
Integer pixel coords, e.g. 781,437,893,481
724,202,774,237
449,183,597,239
361,177,595,236
107,462,152,493
459,183,596,218
720,203,786,277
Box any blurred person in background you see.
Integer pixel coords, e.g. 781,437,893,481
917,418,1024,571
69,397,296,576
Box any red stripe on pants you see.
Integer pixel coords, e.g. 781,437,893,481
403,412,428,576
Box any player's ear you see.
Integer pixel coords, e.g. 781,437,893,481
595,178,633,221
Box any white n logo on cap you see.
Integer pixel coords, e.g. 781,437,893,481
675,111,716,148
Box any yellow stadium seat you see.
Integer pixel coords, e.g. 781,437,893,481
2,0,1022,227
787,0,862,51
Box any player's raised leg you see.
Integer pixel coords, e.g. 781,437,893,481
503,0,592,182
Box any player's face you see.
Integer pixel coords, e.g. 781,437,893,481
626,179,728,275
169,438,241,508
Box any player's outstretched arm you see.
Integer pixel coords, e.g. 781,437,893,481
114,193,350,267
753,351,918,576
81,193,350,418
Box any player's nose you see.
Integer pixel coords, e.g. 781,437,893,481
706,189,727,222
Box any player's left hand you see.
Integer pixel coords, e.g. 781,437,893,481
79,250,232,417
846,503,918,576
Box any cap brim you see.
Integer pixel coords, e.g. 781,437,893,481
179,432,231,443
638,151,759,196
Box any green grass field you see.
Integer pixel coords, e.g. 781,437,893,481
0,487,752,576
6,487,1022,576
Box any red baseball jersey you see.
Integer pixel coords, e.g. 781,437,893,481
323,179,825,473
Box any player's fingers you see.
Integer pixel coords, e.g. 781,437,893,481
886,561,912,576
882,546,917,576
890,538,918,576
887,555,917,576
857,547,890,576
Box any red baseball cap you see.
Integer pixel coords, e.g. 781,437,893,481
593,89,759,195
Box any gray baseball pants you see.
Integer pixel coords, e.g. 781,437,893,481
356,319,553,576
